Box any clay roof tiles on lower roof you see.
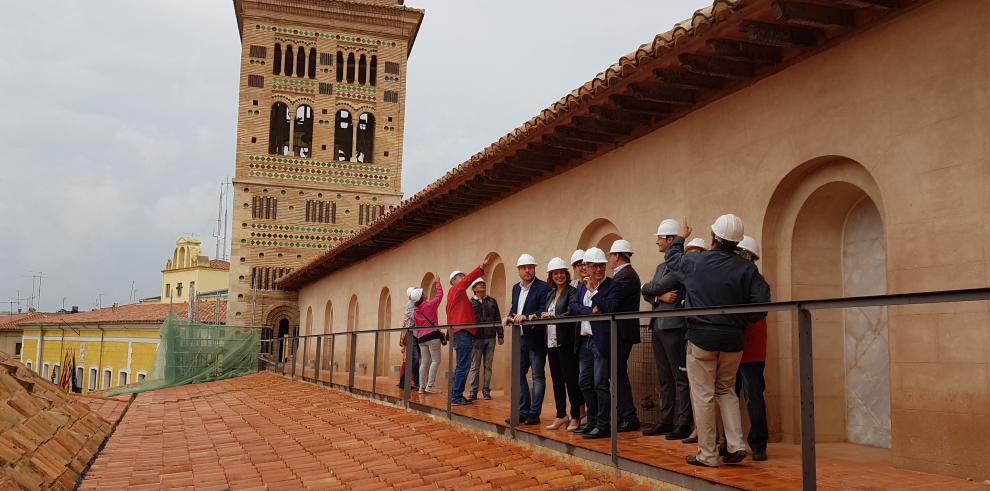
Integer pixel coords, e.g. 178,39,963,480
278,0,929,289
0,312,46,332
18,300,228,326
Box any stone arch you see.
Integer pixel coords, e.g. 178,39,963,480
345,294,359,368
420,272,439,301
323,299,333,334
577,218,623,274
377,287,392,376
178,247,187,268
762,156,890,448
265,304,298,364
482,252,509,391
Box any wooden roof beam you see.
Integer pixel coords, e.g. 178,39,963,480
628,84,696,105
588,105,654,125
706,38,783,64
772,1,856,29
516,148,579,164
653,68,726,90
555,126,617,144
739,20,825,47
608,94,675,115
523,144,584,160
833,0,901,8
678,53,757,79
542,136,600,153
570,116,635,136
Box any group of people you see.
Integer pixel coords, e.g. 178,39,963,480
397,213,771,467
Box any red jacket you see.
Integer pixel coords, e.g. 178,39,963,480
447,267,484,334
741,318,767,363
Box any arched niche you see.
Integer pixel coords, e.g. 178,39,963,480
577,218,623,274
378,287,392,376
323,299,333,334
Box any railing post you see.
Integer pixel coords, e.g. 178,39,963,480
403,330,413,406
371,330,379,396
290,337,297,381
798,308,817,491
510,322,521,437
302,336,309,382
609,316,618,466
348,332,357,392
314,335,323,385
328,334,336,386
446,328,453,419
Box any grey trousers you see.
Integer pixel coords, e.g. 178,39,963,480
468,337,496,394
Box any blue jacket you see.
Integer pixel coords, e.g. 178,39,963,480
570,277,618,356
510,278,549,348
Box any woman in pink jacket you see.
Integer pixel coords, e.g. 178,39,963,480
413,279,444,393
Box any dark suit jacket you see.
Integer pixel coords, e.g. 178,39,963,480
510,279,549,349
570,277,618,356
594,264,642,345
541,285,577,349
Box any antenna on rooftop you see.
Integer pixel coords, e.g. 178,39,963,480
213,178,232,261
129,281,137,303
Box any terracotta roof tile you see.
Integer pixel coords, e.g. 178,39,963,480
207,259,230,271
0,312,46,332
20,300,228,326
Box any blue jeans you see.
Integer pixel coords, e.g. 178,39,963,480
450,331,473,398
577,337,597,429
519,337,547,419
591,342,611,431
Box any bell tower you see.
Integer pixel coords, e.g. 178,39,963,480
228,0,424,328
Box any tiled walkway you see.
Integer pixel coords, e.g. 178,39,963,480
291,367,987,491
80,372,671,490
74,394,130,425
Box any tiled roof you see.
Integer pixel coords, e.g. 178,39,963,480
279,0,930,289
73,395,130,425
19,300,228,327
0,352,115,490
81,372,646,490
206,259,230,271
0,312,46,332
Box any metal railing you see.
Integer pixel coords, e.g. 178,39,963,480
258,287,990,491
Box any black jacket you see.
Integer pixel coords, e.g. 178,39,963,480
471,296,503,339
641,262,686,331
541,284,577,349
664,236,771,352
510,279,550,349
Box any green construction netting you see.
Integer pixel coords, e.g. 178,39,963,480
108,312,259,396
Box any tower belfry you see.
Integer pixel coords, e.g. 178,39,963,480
228,0,423,329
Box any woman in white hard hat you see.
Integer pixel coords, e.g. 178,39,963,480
413,278,445,394
535,257,584,431
397,286,420,390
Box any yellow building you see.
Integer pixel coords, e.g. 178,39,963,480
160,236,230,303
19,300,226,393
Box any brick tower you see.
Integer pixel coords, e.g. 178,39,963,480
229,0,424,335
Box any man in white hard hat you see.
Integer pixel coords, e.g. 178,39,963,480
446,256,497,407
664,215,771,467
568,247,612,438
503,253,550,425
468,277,503,400
731,235,769,461
569,249,586,288
686,238,708,253
603,239,642,433
398,286,420,390
641,219,693,440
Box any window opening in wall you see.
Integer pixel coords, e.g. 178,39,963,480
358,54,367,85
268,102,291,155
251,267,293,291
273,43,282,75
103,369,111,389
296,46,305,79
249,45,267,58
320,52,331,65
305,200,336,223
335,110,353,161
319,83,332,95
14,342,21,356
248,75,264,88
176,283,183,298
384,91,398,103
308,48,317,79
76,367,83,389
119,371,128,386
89,368,97,390
369,55,377,86
384,61,400,74
346,52,355,83
165,283,171,298
284,45,294,77
293,105,313,158
138,373,147,382
26,361,32,370
336,51,344,82
252,196,278,219
53,364,60,384
356,113,374,163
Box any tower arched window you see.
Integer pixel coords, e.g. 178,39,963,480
358,55,367,85
334,110,353,162
369,55,377,86
336,51,344,82
273,43,282,75
346,53,355,83
356,113,374,163
284,45,294,77
296,46,305,79
268,102,291,155
308,48,317,79
293,105,313,158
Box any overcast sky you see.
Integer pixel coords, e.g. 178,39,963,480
0,0,710,313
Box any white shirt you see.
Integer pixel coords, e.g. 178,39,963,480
546,300,558,348
580,286,596,336
516,281,531,334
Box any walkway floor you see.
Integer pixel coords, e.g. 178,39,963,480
80,372,670,490
291,366,987,491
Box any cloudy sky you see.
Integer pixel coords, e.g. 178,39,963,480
0,0,709,312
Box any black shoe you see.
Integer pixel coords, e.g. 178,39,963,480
752,450,767,461
582,428,609,439
718,444,728,457
642,423,674,436
468,392,477,401
483,392,492,400
617,419,641,432
504,415,527,425
451,397,472,406
665,425,692,440
686,455,716,468
577,423,596,434
681,435,698,444
723,450,747,464
523,416,540,425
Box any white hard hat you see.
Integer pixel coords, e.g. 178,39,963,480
656,219,680,237
583,247,608,264
406,287,415,298
470,277,485,289
711,214,744,242
570,249,585,265
686,238,708,251
547,257,568,272
737,235,760,258
409,288,423,302
609,239,634,255
449,270,464,283
516,253,537,267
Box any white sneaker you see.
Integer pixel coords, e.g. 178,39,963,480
424,386,438,394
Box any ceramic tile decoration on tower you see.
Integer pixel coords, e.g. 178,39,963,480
227,0,424,338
